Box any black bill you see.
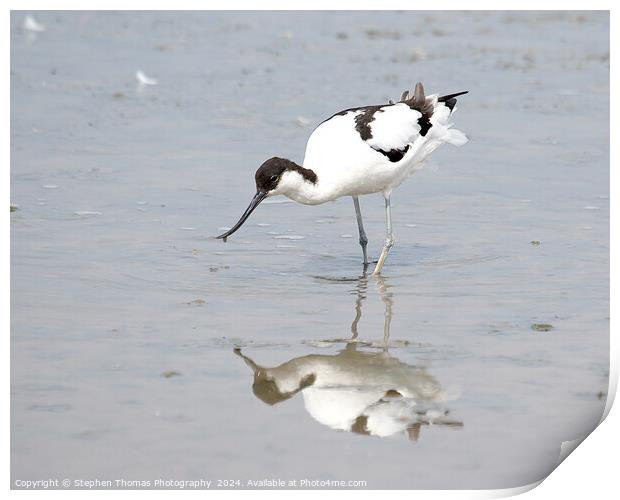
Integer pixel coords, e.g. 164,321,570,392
216,191,267,242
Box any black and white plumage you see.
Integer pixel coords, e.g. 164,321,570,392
216,82,468,274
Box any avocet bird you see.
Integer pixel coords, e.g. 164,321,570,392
216,82,468,274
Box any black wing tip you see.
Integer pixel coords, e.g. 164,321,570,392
438,90,469,102
438,90,468,112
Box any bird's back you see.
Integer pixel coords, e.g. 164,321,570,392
302,83,467,200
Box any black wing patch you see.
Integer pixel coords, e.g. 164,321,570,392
373,145,410,163
354,106,383,141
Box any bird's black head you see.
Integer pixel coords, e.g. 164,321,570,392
254,157,295,193
215,157,316,241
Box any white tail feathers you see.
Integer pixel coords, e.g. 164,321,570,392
446,129,468,147
428,102,468,147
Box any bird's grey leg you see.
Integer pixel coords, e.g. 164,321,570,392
352,196,369,267
373,192,394,275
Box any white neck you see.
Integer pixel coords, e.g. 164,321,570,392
271,170,328,205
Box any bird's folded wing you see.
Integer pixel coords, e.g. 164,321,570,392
362,103,425,153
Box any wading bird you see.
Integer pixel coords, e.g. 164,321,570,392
216,82,468,274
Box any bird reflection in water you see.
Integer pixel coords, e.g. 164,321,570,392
235,274,462,441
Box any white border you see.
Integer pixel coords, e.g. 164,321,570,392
4,1,615,498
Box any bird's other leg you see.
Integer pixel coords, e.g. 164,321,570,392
352,196,369,267
346,273,368,351
373,191,394,275
375,275,393,351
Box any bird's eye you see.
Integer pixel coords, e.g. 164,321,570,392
270,175,278,182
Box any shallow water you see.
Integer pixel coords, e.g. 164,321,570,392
11,11,609,489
